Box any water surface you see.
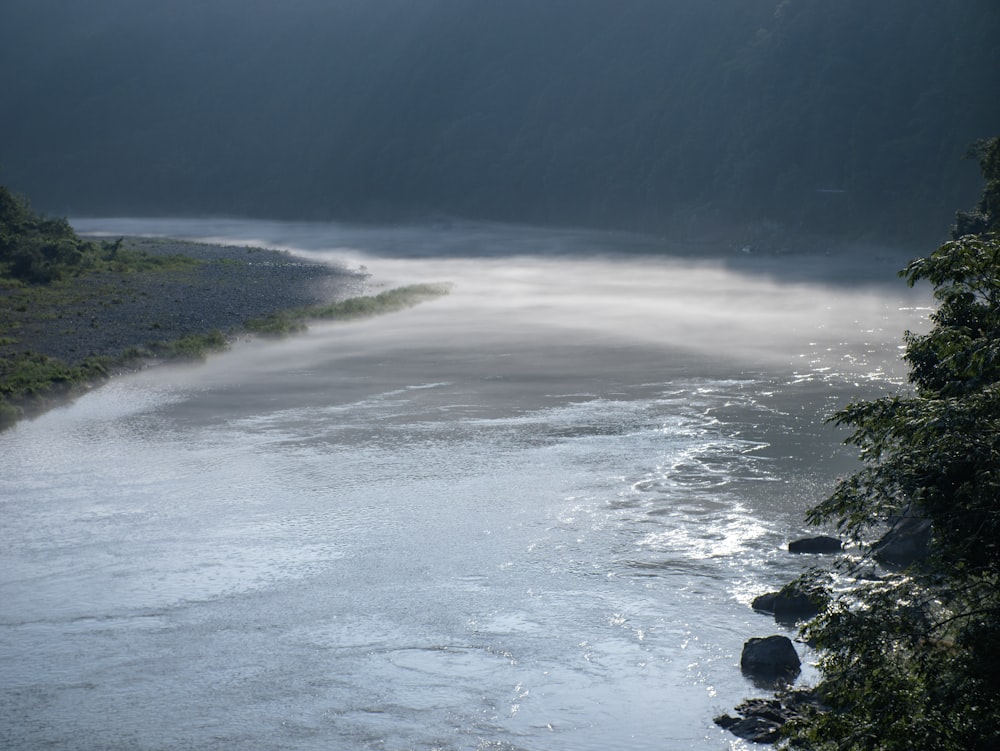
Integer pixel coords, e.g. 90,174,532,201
1,220,928,750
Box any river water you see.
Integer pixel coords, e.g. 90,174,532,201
1,219,928,750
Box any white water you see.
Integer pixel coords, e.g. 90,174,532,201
1,219,928,750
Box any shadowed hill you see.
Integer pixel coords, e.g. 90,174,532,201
1,0,997,245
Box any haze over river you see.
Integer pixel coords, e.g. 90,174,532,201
1,220,929,750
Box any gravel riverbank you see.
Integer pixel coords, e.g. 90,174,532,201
2,236,366,366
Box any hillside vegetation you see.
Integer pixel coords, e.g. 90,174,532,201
1,0,997,244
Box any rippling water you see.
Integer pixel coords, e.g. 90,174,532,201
1,220,928,750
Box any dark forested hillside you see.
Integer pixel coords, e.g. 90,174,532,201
1,0,997,244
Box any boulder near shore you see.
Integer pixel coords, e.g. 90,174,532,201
788,535,842,554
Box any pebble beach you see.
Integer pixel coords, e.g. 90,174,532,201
3,237,366,366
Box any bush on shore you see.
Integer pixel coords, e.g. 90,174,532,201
2,185,197,284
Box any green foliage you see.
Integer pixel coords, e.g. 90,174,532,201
784,147,1000,750
308,284,452,320
788,573,1000,750
0,183,198,284
144,330,229,360
0,351,112,429
243,311,308,337
244,283,451,336
904,235,1000,396
806,236,1000,569
0,351,108,398
954,137,1000,238
0,331,230,429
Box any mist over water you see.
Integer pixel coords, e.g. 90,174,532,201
2,219,929,750
72,216,922,378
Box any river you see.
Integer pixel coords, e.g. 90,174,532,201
0,219,928,750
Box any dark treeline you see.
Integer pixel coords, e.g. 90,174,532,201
1,0,997,244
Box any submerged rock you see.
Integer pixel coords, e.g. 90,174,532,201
788,535,842,554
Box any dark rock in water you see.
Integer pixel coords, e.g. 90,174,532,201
741,635,801,679
788,535,842,554
874,514,932,568
715,690,825,744
714,704,783,744
752,592,778,612
774,590,822,622
753,586,824,623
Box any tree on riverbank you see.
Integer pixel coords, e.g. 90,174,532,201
0,184,190,284
784,137,1000,749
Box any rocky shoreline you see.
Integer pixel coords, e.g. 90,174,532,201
4,237,366,366
716,523,932,744
0,236,368,427
713,535,841,744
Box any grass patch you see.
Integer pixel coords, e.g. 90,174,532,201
145,330,229,360
0,351,101,398
0,330,228,429
0,351,113,429
244,283,452,336
243,311,308,336
101,248,201,274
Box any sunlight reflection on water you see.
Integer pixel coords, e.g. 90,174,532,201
0,219,931,750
